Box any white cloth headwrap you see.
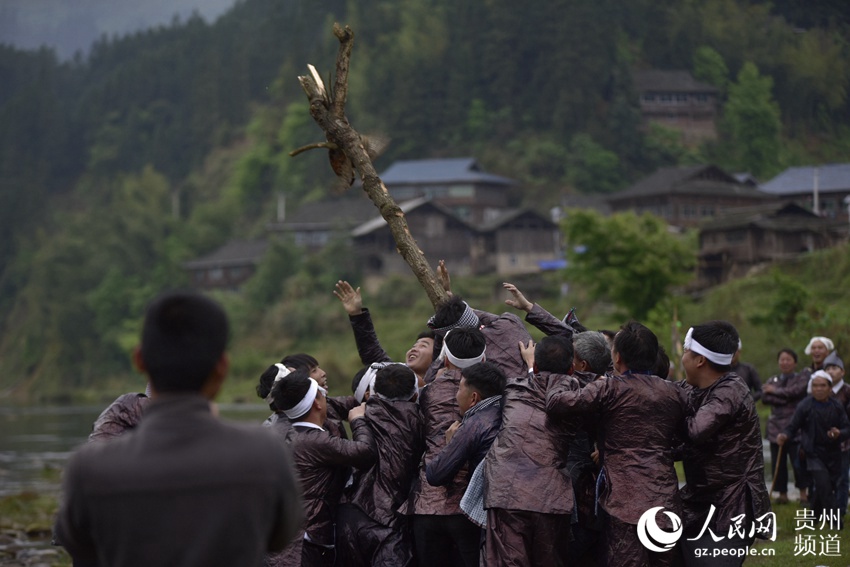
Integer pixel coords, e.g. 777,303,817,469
806,369,834,394
439,330,486,369
264,364,293,402
356,362,391,403
283,378,326,419
683,327,734,366
805,336,834,355
428,301,480,336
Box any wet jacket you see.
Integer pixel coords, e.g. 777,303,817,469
524,304,574,338
678,374,771,538
546,372,683,525
484,372,576,514
346,397,424,528
265,394,359,441
783,395,850,472
426,395,502,487
284,418,377,546
761,372,807,443
401,368,469,516
89,393,150,441
348,308,393,366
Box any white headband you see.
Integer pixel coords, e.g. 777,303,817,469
355,363,390,403
684,327,734,366
807,369,834,394
283,378,326,419
265,364,293,402
439,331,486,369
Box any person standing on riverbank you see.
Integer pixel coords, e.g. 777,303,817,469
54,291,303,566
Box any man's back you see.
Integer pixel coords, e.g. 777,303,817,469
56,396,302,567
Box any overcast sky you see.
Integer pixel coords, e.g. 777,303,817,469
0,0,239,59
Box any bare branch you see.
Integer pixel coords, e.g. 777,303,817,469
294,23,449,310
289,142,337,157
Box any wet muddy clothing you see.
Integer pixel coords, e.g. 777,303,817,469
348,308,394,367
56,395,302,567
336,397,424,566
88,393,150,441
483,372,576,567
523,304,575,338
546,372,683,526
678,374,771,540
270,418,377,567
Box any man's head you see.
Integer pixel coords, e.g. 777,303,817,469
681,320,739,386
535,335,574,375
810,370,833,402
136,291,229,398
456,362,506,416
374,364,419,402
282,353,327,389
805,336,834,367
777,348,798,375
442,327,486,370
406,330,436,377
612,321,659,375
428,296,480,336
824,351,844,384
272,368,327,422
572,331,611,375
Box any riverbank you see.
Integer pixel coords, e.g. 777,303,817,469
0,492,68,566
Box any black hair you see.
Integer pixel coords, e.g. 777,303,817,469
573,331,612,375
282,353,319,371
271,368,313,419
350,367,368,394
257,364,282,409
430,295,469,329
777,348,798,363
374,364,417,399
417,329,436,342
444,326,486,360
655,345,671,380
140,291,229,393
461,362,507,399
535,335,574,375
690,320,739,373
613,321,659,374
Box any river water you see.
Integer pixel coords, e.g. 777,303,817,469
0,402,272,497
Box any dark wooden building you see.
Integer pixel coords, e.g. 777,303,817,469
633,69,720,144
183,239,269,291
697,202,845,286
760,163,850,221
608,165,775,228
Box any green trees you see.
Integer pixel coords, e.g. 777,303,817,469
562,210,696,320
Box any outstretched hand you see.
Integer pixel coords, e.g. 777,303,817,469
437,260,453,296
503,282,533,312
334,280,363,316
519,339,536,371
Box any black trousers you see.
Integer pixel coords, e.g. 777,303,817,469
411,514,481,567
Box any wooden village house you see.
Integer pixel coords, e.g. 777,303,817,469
760,163,850,221
633,69,720,144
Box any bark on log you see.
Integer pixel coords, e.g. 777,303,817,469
296,23,449,310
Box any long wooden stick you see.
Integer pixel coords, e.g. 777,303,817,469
295,24,449,310
769,443,784,495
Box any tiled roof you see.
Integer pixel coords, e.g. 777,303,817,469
760,164,850,195
608,165,772,201
633,70,720,93
379,157,516,186
183,239,268,269
699,202,840,232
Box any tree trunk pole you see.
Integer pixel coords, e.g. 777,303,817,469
296,24,449,309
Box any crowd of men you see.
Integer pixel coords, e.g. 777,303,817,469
53,279,850,567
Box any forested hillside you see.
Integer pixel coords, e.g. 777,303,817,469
1,0,849,399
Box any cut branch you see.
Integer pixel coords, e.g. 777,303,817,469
295,23,449,310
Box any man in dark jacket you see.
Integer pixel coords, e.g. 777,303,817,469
546,321,683,567
336,364,425,567
678,321,772,566
483,335,577,567
55,292,303,567
269,370,377,567
402,327,490,567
